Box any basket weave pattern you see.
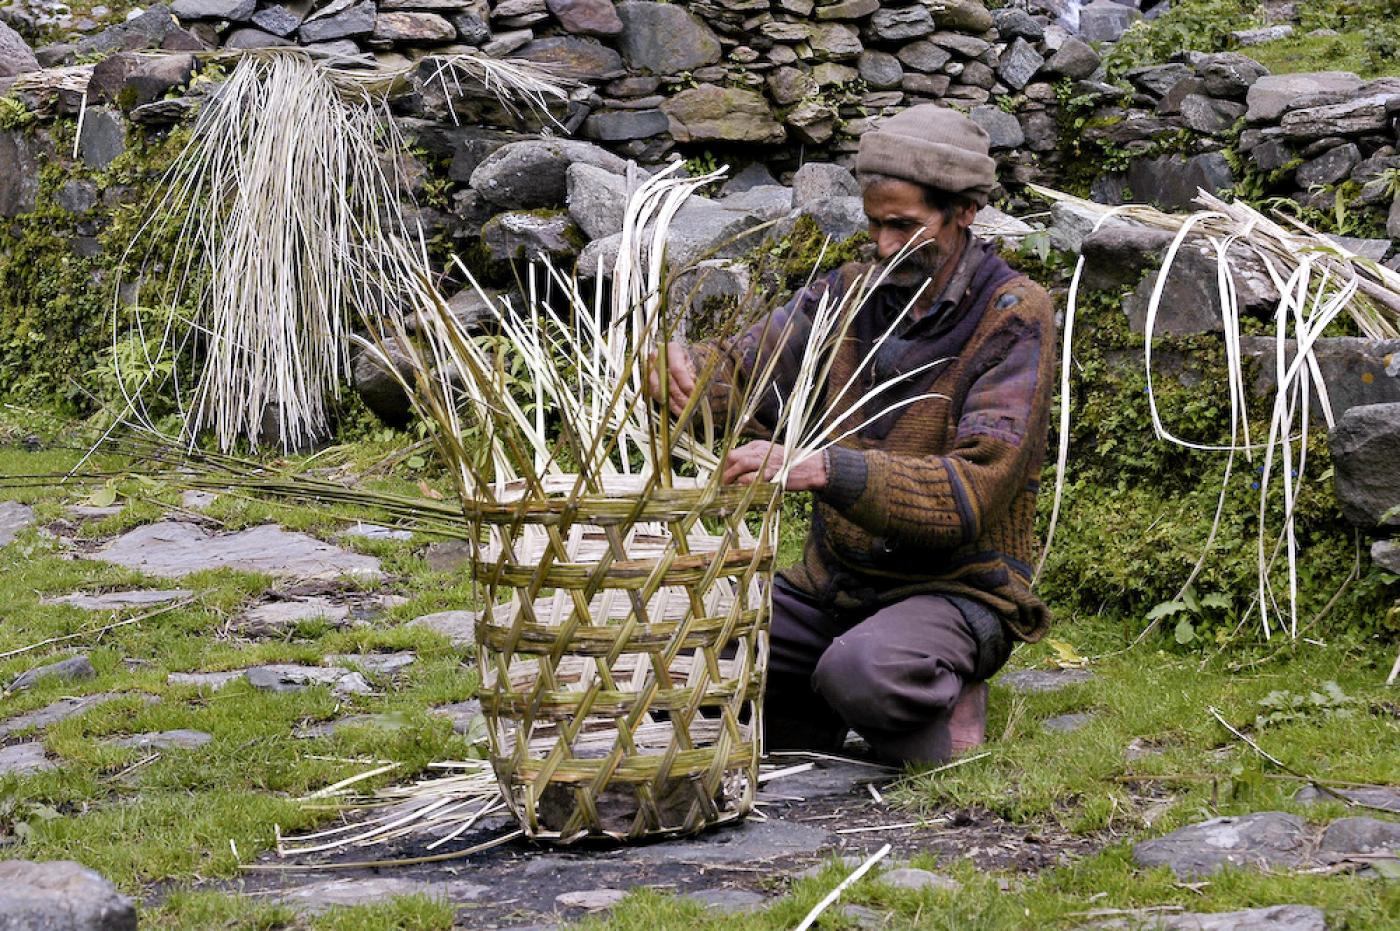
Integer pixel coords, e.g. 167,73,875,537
473,478,779,841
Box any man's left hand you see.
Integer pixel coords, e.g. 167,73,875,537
721,441,828,491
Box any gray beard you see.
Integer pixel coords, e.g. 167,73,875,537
878,240,949,292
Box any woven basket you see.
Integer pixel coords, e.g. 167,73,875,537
471,474,780,842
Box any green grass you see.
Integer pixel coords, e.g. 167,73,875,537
1246,31,1400,79
1,439,1397,929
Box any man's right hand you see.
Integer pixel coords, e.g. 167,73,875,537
646,341,697,418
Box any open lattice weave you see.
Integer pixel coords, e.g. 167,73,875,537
472,475,780,842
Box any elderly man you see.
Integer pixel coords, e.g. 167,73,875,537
651,105,1056,765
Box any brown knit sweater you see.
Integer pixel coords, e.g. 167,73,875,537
695,236,1056,643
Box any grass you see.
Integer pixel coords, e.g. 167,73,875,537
0,440,1397,928
1245,31,1400,79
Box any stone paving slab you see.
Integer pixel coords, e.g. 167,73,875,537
338,522,414,542
44,589,193,610
9,655,95,691
95,521,383,581
236,598,353,636
244,665,373,696
0,859,137,929
324,652,417,676
1295,784,1400,813
1088,904,1327,930
0,742,56,776
166,670,246,690
0,692,155,737
0,500,36,546
409,609,475,645
267,876,490,914
106,729,213,751
1133,813,1310,878
998,668,1095,693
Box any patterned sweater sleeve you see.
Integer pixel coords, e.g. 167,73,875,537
818,283,1056,548
686,268,846,432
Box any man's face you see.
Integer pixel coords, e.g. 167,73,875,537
862,178,976,289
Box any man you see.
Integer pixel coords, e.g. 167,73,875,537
650,105,1056,765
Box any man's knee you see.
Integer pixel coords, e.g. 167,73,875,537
810,634,909,731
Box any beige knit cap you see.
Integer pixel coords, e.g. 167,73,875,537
856,105,997,206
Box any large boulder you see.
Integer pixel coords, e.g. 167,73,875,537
925,0,992,32
0,860,136,931
792,161,858,207
514,36,624,80
1122,152,1234,210
661,85,785,144
0,21,39,77
997,37,1044,91
1242,338,1400,425
0,128,41,218
565,161,633,239
1045,37,1099,79
1280,93,1400,141
1077,0,1139,43
970,105,1024,149
614,2,720,73
1329,402,1400,527
1196,52,1268,98
1245,71,1363,123
481,210,583,264
1119,240,1280,335
469,138,626,208
545,0,623,36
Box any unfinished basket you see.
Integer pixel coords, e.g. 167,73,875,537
472,474,780,842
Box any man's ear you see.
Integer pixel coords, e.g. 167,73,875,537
957,203,979,231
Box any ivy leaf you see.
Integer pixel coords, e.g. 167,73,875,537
1146,600,1187,622
406,455,426,470
88,486,118,508
1201,593,1232,612
1181,585,1200,615
1174,617,1196,645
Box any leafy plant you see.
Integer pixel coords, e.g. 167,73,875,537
0,96,35,131
1254,680,1357,728
1145,584,1235,647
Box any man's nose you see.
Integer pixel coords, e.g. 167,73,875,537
875,229,904,259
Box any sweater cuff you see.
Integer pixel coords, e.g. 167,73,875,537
818,445,868,510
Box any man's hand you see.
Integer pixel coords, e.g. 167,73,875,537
721,441,828,491
646,341,697,418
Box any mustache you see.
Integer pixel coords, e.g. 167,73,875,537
875,241,946,282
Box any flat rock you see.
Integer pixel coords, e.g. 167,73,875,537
1042,712,1094,733
546,0,623,36
970,105,1025,149
1124,152,1234,210
1280,93,1400,140
1077,0,1139,43
0,692,143,737
107,729,212,750
557,888,627,910
567,161,633,238
95,521,382,581
1241,337,1400,425
429,699,483,734
624,817,828,865
1246,72,1363,124
1295,784,1400,813
759,758,892,800
868,4,933,42
1329,402,1400,527
879,867,960,891
274,876,489,914
166,670,244,690
337,522,413,542
683,887,767,912
9,655,96,692
482,210,584,264
998,668,1094,693
1132,812,1309,879
45,589,193,610
238,597,353,636
0,500,35,546
662,84,785,144
1317,816,1400,858
1092,905,1326,930
0,859,136,930
515,35,624,80
409,609,476,644
470,138,626,209
65,505,124,520
294,712,412,739
1371,540,1400,574
614,2,720,73
298,0,375,41
244,665,373,696
792,162,857,207
324,652,416,676
0,743,56,776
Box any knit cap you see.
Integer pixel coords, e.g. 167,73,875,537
855,105,997,206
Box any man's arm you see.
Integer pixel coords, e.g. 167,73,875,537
817,288,1055,548
651,268,848,430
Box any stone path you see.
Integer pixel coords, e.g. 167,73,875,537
44,589,194,610
95,521,382,580
0,499,35,546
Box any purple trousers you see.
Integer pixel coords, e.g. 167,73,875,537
764,581,1004,764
